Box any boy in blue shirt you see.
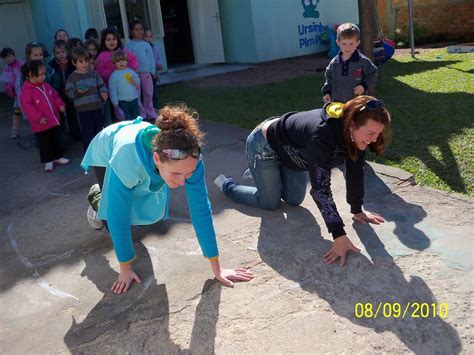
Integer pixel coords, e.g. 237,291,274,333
322,23,378,103
108,49,140,120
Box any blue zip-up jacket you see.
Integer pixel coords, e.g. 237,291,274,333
81,118,218,263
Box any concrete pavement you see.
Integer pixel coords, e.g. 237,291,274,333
1,97,473,354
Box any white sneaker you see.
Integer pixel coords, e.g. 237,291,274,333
87,205,104,230
242,168,254,183
213,174,228,191
44,162,54,172
54,157,70,165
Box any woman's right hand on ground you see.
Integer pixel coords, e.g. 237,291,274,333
111,264,142,294
323,235,361,267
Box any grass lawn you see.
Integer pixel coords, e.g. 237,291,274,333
159,49,474,196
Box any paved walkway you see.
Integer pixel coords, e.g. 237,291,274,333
0,97,472,353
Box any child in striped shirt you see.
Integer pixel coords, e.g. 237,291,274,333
66,47,108,151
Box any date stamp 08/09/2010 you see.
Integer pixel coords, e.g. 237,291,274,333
354,302,449,319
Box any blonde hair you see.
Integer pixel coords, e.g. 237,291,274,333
337,23,360,41
112,49,127,63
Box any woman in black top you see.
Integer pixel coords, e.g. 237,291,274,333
214,95,392,266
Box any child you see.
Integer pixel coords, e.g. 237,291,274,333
49,40,81,141
321,23,378,103
67,38,83,50
19,60,69,172
54,29,69,42
95,27,138,125
108,49,140,120
24,42,57,86
84,28,99,41
84,38,100,60
1,48,24,139
66,47,108,151
144,27,163,108
95,28,138,87
125,20,156,121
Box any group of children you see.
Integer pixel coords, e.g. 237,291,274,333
1,22,162,172
2,21,375,173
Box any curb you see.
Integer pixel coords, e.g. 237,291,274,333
367,161,416,186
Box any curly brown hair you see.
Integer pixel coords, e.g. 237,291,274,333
152,104,204,161
342,95,392,161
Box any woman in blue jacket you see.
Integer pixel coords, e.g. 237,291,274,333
82,104,253,294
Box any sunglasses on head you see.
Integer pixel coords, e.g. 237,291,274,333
162,147,201,160
360,99,385,112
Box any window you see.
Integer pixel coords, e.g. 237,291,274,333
102,0,163,40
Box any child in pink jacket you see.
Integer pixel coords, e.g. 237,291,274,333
20,60,69,172
1,48,24,139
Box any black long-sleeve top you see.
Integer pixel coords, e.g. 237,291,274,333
265,106,364,239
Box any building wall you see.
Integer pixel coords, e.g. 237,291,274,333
378,0,474,40
29,0,92,52
219,0,358,63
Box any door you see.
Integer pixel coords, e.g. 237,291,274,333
187,0,224,64
160,0,195,67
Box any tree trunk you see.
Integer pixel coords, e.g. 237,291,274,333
358,0,375,60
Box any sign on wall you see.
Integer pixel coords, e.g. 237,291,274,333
298,0,328,49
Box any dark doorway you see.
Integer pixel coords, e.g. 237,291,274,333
160,0,194,67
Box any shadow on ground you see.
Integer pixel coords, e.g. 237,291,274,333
222,164,460,353
64,242,221,353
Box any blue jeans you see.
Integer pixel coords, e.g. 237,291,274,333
224,122,308,210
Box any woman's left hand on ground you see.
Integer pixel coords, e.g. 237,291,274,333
352,211,385,225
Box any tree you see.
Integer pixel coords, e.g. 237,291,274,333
358,0,377,60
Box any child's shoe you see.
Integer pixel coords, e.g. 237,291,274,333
87,205,104,230
54,157,70,165
10,128,19,140
44,162,54,172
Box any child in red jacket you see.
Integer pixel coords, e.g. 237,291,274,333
20,60,69,172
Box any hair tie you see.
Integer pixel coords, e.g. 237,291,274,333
141,125,160,152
